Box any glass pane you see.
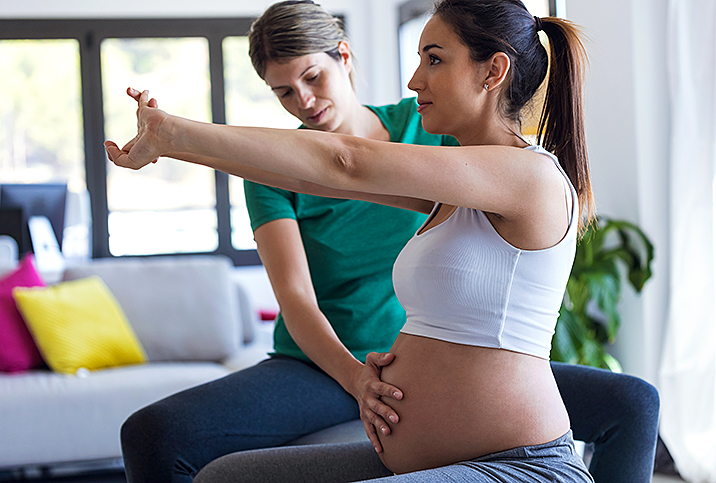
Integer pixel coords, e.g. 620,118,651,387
399,13,430,99
101,37,217,256
223,36,300,250
0,39,85,187
0,39,88,258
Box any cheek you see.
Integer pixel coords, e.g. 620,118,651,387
279,98,301,119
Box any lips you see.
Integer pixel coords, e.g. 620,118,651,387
306,107,328,124
416,101,432,113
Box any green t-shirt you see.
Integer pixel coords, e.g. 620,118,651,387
245,97,459,363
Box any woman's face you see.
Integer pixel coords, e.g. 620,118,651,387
263,43,355,133
408,16,489,138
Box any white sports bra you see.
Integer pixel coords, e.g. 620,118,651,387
392,146,578,359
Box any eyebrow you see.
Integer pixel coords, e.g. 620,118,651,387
421,43,443,53
270,64,317,91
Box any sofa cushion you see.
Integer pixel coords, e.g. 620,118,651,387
62,256,240,362
0,255,46,373
0,362,230,468
13,276,148,374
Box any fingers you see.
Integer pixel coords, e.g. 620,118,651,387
121,135,138,153
138,89,150,108
104,141,121,162
366,392,400,425
366,351,395,369
362,419,383,454
376,381,403,401
126,87,157,108
104,141,131,168
104,141,149,170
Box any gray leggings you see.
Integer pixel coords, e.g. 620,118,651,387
194,431,594,482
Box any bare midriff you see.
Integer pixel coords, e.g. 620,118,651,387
377,333,571,474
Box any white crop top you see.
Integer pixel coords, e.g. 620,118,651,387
393,145,578,359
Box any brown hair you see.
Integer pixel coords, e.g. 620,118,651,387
433,0,594,231
248,0,356,88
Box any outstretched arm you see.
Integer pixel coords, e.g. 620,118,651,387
168,151,432,213
104,89,566,232
105,89,433,214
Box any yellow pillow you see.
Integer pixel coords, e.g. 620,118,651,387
13,276,147,374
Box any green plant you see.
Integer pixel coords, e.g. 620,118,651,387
551,216,654,371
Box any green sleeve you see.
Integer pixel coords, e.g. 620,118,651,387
441,134,461,146
244,180,296,231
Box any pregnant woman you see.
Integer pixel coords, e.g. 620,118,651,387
107,0,596,480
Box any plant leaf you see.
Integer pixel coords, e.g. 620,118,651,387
553,215,655,371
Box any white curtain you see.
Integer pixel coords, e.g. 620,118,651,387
659,0,716,481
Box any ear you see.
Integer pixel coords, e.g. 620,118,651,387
483,52,511,91
338,40,352,74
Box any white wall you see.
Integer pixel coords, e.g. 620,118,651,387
0,0,404,105
565,0,670,385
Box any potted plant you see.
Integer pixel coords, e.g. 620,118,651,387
551,216,655,371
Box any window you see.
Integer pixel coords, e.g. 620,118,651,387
222,36,299,250
0,39,89,258
0,18,299,265
0,39,85,188
101,37,216,256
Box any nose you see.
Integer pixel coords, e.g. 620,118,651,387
407,66,423,93
296,87,315,110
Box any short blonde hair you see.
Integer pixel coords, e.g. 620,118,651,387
248,0,356,87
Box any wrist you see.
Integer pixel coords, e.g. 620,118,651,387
159,112,181,153
343,360,366,400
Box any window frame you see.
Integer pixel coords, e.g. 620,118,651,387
0,18,261,265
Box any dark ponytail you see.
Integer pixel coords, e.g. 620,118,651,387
433,0,594,232
536,17,594,231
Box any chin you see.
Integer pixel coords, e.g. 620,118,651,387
418,113,445,135
420,119,447,136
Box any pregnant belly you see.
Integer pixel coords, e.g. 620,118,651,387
376,333,569,474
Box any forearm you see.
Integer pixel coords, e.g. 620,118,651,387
169,148,433,213
254,218,364,398
168,151,305,192
280,298,364,397
168,116,356,191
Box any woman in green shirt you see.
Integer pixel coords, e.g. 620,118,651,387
119,2,658,482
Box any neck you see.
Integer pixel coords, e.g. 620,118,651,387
455,117,529,148
331,94,386,140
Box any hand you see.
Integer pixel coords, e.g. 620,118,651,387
352,352,403,454
104,88,168,170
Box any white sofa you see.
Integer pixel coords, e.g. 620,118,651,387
0,255,281,477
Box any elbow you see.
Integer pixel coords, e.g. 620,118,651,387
329,138,363,187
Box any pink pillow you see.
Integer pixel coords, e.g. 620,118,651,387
0,255,46,372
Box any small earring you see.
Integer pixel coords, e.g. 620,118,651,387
484,84,489,91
